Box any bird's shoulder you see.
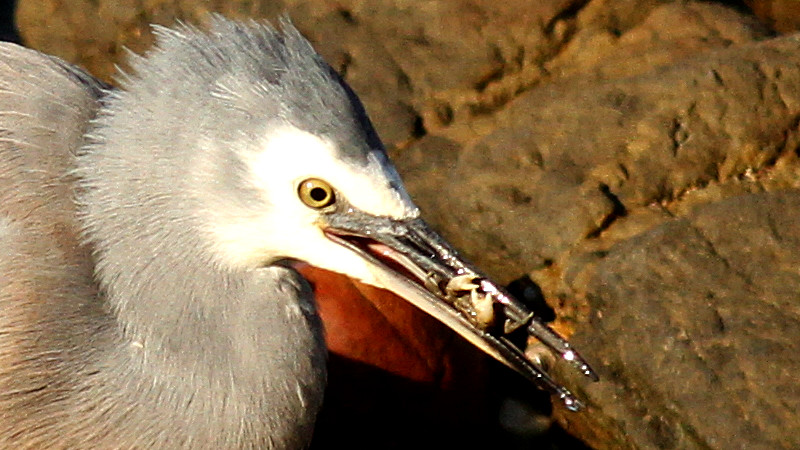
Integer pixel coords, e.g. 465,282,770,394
0,42,103,309
0,41,106,177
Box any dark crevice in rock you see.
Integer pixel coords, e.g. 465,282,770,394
475,46,507,93
587,184,628,239
544,0,591,35
396,69,412,91
708,0,758,18
709,68,725,87
658,203,677,218
510,186,533,205
670,117,689,156
709,302,726,333
427,3,590,124
618,163,630,180
433,102,454,126
751,61,769,103
336,8,357,25
474,67,506,93
411,113,427,139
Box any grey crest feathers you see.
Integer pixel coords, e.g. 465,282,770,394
76,15,384,310
119,15,379,164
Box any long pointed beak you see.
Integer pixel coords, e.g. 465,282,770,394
320,202,598,411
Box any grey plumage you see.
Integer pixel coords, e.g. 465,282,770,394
0,18,332,448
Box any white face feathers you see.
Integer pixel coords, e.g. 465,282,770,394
206,125,418,284
79,18,422,292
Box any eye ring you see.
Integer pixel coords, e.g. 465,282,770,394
298,178,336,209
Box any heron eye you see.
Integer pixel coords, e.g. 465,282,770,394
298,178,336,209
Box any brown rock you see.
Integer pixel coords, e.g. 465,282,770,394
409,31,800,279
569,191,800,448
14,0,586,147
746,0,800,33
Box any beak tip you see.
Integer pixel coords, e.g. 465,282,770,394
562,393,585,412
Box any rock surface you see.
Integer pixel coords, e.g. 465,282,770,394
14,0,800,448
571,191,800,449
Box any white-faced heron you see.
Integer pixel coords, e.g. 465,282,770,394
0,16,596,448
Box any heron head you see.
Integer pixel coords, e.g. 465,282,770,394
79,15,595,409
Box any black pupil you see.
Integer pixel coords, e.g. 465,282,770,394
310,187,328,202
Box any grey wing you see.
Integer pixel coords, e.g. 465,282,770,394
0,41,105,321
0,42,105,222
0,43,110,442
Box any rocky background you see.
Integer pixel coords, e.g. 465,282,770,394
8,0,800,448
